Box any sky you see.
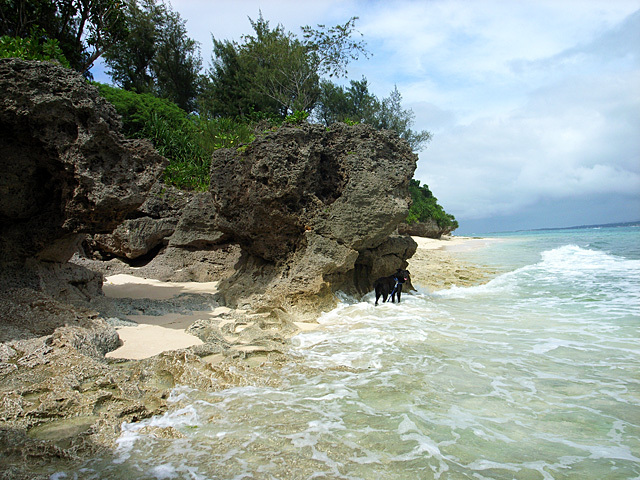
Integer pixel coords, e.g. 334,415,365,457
94,0,640,234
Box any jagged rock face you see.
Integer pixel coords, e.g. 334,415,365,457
91,184,229,260
91,182,190,259
0,59,166,267
212,123,416,262
84,182,235,282
210,123,418,311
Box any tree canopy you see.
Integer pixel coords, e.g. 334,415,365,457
200,13,369,119
102,0,202,112
0,0,127,74
314,79,431,151
1,2,429,148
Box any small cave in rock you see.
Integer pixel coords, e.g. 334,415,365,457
85,240,165,268
123,243,166,268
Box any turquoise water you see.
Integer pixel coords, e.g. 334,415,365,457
62,226,640,479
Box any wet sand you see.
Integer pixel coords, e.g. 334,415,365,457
408,235,497,291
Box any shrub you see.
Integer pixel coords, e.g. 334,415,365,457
195,116,255,153
95,83,210,190
407,179,458,231
95,83,276,190
93,83,189,137
285,110,310,125
0,33,70,67
142,113,210,191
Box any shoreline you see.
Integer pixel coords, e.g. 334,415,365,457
105,235,494,360
408,235,497,292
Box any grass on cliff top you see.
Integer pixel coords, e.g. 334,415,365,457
95,83,258,191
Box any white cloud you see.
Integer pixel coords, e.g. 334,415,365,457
401,3,640,227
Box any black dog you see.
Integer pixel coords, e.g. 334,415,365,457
374,269,410,305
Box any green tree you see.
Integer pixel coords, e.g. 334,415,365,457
0,30,69,66
103,0,202,112
315,80,431,152
315,80,350,125
151,6,202,112
199,37,263,118
301,16,369,78
201,13,369,119
244,14,319,115
202,14,315,118
346,77,378,122
372,86,432,151
314,77,377,125
0,0,126,74
102,0,158,94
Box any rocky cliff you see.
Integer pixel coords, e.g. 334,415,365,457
86,122,419,315
0,60,172,478
398,218,455,239
0,59,166,269
210,123,418,315
0,58,168,338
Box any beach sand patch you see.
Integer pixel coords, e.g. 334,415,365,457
103,275,220,359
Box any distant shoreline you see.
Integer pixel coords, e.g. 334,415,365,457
486,220,640,235
527,220,640,231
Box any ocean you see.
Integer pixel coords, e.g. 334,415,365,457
60,226,640,479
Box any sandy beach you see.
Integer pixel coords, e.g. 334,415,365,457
411,235,492,252
104,236,492,360
103,275,222,360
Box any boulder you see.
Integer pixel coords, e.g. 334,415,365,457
398,218,454,238
0,59,166,268
168,191,227,249
210,123,418,313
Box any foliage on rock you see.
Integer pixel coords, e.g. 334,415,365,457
0,32,70,66
95,82,255,191
406,179,458,233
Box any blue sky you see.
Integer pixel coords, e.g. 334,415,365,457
93,0,640,234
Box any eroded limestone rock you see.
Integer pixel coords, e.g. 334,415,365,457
210,123,418,314
0,58,166,268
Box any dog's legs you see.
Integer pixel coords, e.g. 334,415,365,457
397,286,402,303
